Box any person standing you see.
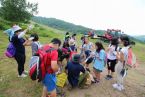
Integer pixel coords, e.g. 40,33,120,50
82,37,94,71
11,25,29,77
112,36,131,91
41,38,61,97
106,37,120,80
93,42,106,83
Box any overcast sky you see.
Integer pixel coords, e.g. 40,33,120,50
29,0,145,36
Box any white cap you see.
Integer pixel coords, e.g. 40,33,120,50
12,25,22,32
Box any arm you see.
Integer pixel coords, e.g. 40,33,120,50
51,61,59,72
23,40,32,46
18,29,27,38
51,50,59,72
116,51,124,63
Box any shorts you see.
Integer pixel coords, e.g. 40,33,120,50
86,57,94,64
107,59,117,72
93,67,102,73
42,73,56,92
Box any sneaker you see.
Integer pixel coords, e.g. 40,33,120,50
105,75,112,80
23,70,28,74
18,73,27,78
112,83,123,91
112,83,118,89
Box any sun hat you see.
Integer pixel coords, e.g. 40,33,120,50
12,25,22,33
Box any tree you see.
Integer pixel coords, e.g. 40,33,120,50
0,0,38,22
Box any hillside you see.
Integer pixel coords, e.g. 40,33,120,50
32,16,105,35
0,20,145,97
134,35,145,43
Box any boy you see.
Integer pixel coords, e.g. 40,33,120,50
65,54,85,88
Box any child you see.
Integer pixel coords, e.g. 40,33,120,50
112,36,131,91
65,54,85,89
93,42,106,83
106,37,120,80
29,33,42,56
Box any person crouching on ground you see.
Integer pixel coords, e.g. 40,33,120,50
65,54,85,89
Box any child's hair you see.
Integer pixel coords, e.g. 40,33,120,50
30,33,39,41
111,37,119,46
95,42,105,53
120,35,130,47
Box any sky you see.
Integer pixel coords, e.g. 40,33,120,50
29,0,145,36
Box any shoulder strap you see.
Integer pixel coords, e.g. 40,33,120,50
69,47,72,52
115,45,118,51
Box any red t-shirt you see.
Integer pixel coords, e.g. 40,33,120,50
43,45,58,73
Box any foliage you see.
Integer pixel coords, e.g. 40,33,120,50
0,0,38,22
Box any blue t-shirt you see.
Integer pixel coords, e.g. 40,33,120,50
65,62,85,87
93,49,106,71
12,35,25,55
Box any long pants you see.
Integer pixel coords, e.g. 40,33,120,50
14,53,26,75
115,61,124,85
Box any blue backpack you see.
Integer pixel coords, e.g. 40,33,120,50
5,42,16,58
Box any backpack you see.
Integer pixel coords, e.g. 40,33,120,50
69,47,77,61
5,42,16,58
126,47,137,68
29,46,54,82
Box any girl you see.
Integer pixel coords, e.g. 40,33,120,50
106,37,120,80
112,36,131,91
30,33,42,56
93,42,106,83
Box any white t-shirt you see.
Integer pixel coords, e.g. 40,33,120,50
83,42,93,51
107,45,120,60
121,46,129,61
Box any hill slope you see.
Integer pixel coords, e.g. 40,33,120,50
32,16,92,33
134,35,145,43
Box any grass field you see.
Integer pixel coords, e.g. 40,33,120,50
0,23,145,97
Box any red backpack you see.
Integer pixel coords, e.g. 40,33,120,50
29,46,54,82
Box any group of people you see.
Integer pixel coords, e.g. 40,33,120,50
4,25,133,97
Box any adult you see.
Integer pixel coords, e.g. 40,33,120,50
11,25,29,77
41,38,61,97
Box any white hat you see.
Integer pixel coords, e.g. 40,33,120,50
12,25,22,33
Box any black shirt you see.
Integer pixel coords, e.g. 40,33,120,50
12,35,25,55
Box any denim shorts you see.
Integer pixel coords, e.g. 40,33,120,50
42,73,57,92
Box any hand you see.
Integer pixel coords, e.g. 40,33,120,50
27,24,34,31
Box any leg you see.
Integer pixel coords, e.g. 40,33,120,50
41,86,48,97
107,59,111,75
15,54,25,75
110,59,117,78
50,89,57,97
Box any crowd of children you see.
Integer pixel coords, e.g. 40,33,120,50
4,25,137,97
